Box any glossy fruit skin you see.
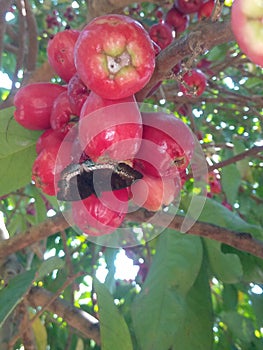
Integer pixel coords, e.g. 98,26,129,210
131,173,181,211
67,73,90,116
36,128,66,155
50,91,78,136
180,69,207,96
175,0,203,14
149,22,173,50
33,140,73,196
198,0,215,20
165,6,189,34
231,0,263,67
72,189,129,236
79,92,142,162
134,112,195,178
74,14,155,99
47,29,80,82
14,83,66,130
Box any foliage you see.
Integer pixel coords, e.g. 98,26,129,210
0,1,263,350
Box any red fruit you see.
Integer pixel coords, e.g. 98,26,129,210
149,21,173,50
175,0,203,14
222,201,233,211
74,14,155,99
14,83,66,130
32,141,72,196
134,112,195,178
198,0,215,20
131,173,181,211
36,129,65,155
208,172,222,194
155,7,164,19
79,92,142,162
165,6,189,33
47,28,80,82
67,73,90,116
180,69,207,97
72,189,129,236
196,58,214,76
50,91,78,136
231,0,263,67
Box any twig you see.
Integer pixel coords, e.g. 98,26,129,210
27,286,101,344
30,271,84,324
208,145,263,172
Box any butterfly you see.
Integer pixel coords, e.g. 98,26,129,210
57,159,143,201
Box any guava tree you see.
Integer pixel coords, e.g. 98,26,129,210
0,1,263,349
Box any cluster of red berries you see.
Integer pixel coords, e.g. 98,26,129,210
14,14,195,236
147,0,213,97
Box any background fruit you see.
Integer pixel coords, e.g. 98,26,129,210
47,28,80,82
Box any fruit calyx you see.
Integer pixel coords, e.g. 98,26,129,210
107,51,131,76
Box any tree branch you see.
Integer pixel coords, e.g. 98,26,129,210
1,206,263,260
27,286,101,345
0,213,69,260
208,145,263,172
136,20,235,101
125,210,263,259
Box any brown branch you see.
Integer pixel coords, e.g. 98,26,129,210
208,145,263,172
0,212,69,260
1,202,263,261
136,20,235,101
27,286,101,345
125,210,263,259
24,0,38,72
0,0,13,67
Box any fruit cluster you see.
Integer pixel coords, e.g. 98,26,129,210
14,14,195,236
146,0,213,97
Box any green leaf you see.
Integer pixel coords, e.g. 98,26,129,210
220,310,256,344
188,196,262,238
0,107,41,196
204,240,243,283
0,269,36,327
93,278,133,350
30,313,48,350
37,256,65,280
132,230,203,350
232,138,253,182
172,259,214,350
221,164,241,205
206,44,228,63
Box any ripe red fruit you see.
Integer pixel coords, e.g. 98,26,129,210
74,14,155,99
36,128,65,155
198,0,215,20
149,21,173,50
72,189,129,236
14,83,66,130
165,6,189,33
208,172,222,194
131,174,181,211
231,0,263,67
50,91,78,136
175,0,203,14
32,141,72,196
79,92,142,162
134,112,195,178
67,73,90,116
47,28,80,82
180,69,207,96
